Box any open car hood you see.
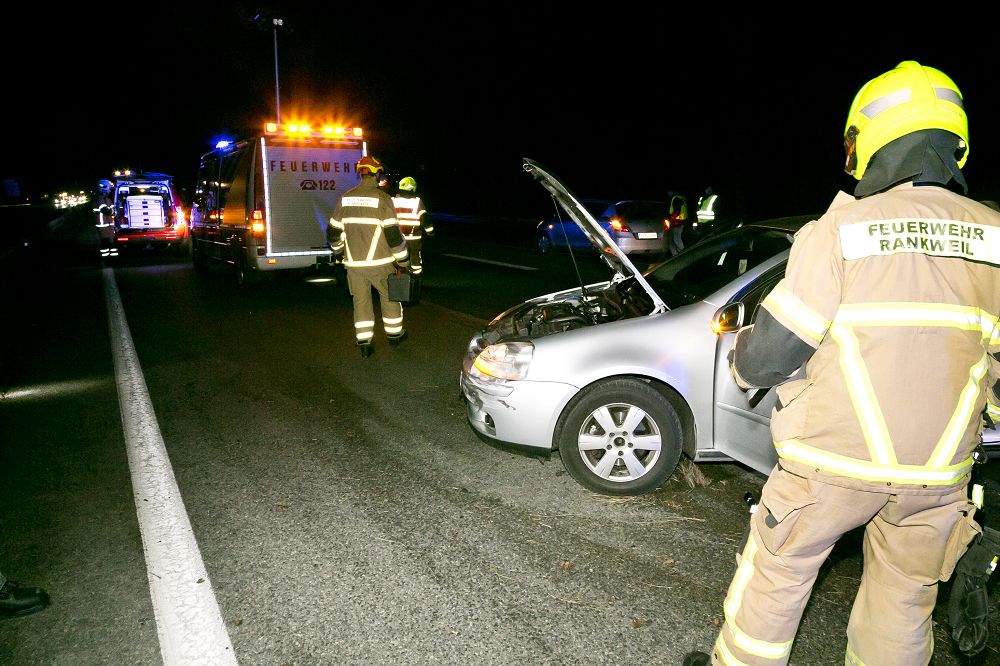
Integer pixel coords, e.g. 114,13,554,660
523,158,667,312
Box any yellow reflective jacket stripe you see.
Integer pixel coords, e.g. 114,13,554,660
835,303,996,469
776,438,974,485
340,216,399,267
762,283,831,344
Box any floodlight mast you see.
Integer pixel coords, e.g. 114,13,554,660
272,17,283,124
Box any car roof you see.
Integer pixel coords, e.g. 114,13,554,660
743,213,817,232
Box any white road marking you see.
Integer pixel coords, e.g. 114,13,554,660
103,268,238,666
441,253,538,270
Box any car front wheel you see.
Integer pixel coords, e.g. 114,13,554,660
557,378,682,496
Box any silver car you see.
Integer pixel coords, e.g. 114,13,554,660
463,159,1000,495
536,198,670,257
460,158,820,496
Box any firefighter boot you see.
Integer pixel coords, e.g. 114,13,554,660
359,343,374,359
682,652,711,666
388,331,408,347
0,581,50,617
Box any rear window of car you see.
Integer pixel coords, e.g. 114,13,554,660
616,201,669,220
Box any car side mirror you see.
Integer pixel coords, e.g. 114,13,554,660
711,302,745,334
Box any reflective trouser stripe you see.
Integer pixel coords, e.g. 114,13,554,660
383,313,404,336
346,264,403,342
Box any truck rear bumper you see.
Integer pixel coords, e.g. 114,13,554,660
254,253,335,272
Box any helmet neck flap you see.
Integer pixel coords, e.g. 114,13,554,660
855,128,968,198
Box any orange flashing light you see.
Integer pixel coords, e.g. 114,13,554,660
251,209,265,236
266,122,363,138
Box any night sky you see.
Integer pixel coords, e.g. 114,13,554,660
6,5,1000,221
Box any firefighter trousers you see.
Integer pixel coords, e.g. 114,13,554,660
712,465,978,665
346,264,404,344
405,237,424,276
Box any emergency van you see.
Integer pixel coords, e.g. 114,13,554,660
106,172,188,256
189,122,367,286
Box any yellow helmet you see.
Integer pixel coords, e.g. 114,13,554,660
844,61,968,180
398,176,417,192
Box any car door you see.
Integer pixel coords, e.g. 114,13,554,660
710,264,798,475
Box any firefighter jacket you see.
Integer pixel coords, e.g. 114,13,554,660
328,180,409,269
392,193,432,242
736,182,1000,494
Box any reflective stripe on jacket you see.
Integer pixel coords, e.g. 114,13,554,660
697,193,717,223
762,183,1000,493
329,182,408,268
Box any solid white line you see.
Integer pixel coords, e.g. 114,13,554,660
440,253,538,270
103,268,238,666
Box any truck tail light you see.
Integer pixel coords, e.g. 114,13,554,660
251,209,265,237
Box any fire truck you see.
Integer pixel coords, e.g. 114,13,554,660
189,122,366,287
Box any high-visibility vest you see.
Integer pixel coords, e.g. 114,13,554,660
697,193,718,224
670,194,687,221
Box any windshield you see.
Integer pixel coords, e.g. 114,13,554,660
642,226,797,308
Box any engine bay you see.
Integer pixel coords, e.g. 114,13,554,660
479,277,655,345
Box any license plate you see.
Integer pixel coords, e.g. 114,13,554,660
637,232,658,239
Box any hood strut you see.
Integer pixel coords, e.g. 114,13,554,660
549,195,590,296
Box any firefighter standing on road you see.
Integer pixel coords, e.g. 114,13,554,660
684,61,1000,666
328,156,411,358
392,176,434,277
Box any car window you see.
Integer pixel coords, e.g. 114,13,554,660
619,201,668,220
736,266,785,324
642,226,795,308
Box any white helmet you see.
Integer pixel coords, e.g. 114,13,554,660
98,179,114,194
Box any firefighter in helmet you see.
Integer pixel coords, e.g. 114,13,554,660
328,155,410,358
392,176,434,277
685,61,1000,665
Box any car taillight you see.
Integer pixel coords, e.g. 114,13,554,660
663,218,671,230
610,217,629,233
251,209,265,237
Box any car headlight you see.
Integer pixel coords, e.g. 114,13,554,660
472,341,534,380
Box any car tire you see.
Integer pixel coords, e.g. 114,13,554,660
556,378,682,496
235,252,255,289
537,232,552,254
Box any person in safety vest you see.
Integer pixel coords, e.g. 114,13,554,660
328,155,411,358
667,192,687,256
391,176,434,277
684,61,1000,666
695,186,717,230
